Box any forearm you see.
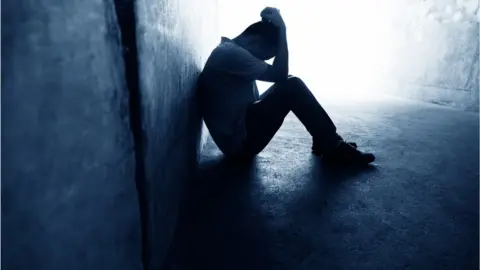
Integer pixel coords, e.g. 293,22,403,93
272,28,289,80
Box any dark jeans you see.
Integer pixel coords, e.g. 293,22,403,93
241,76,342,157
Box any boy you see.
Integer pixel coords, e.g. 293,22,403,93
199,7,375,166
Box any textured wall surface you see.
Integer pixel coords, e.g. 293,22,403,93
386,0,480,111
135,0,218,269
1,1,143,270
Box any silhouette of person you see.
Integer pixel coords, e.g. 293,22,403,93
199,7,375,166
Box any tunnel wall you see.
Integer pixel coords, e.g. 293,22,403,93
2,1,143,270
385,0,479,111
2,0,218,269
134,0,218,269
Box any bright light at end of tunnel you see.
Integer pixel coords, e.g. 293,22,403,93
220,0,398,102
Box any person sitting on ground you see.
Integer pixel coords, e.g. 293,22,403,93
198,6,375,166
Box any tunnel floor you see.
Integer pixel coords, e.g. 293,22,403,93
167,97,479,270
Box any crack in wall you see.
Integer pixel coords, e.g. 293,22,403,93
112,0,149,269
462,38,479,90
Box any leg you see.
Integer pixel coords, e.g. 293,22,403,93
243,76,375,165
243,76,342,155
241,83,290,156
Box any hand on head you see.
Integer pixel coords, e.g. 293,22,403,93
260,7,286,30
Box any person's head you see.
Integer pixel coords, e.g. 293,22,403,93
234,21,279,60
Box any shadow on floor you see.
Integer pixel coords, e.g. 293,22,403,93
167,100,479,270
167,152,378,270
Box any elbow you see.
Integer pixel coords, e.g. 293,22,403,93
282,67,289,80
275,71,289,82
274,66,289,81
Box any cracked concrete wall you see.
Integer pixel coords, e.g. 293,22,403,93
386,0,479,111
134,0,218,269
2,1,143,270
2,0,218,269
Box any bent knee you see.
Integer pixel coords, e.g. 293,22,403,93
285,76,305,86
275,75,305,90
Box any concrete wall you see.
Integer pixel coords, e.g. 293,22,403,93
2,0,142,270
135,0,218,269
2,0,218,269
385,0,479,111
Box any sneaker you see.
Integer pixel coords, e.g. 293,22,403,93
322,141,375,166
312,141,357,156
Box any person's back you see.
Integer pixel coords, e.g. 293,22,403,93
199,37,268,156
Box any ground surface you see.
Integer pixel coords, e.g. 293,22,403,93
169,97,479,270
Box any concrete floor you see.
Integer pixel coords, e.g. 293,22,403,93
168,97,479,270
